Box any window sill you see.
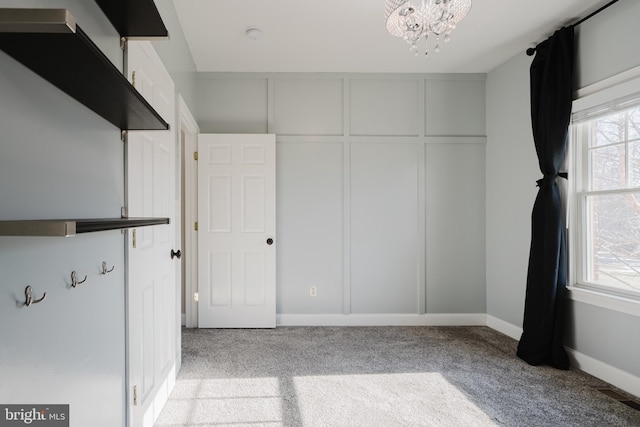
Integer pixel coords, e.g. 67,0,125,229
568,286,640,318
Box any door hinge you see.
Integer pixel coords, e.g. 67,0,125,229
131,70,136,88
121,130,127,142
120,37,127,51
132,385,138,406
194,292,199,302
194,221,198,231
132,229,137,248
194,151,198,161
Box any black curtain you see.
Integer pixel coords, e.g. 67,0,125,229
517,27,574,370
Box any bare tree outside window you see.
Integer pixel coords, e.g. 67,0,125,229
582,107,640,295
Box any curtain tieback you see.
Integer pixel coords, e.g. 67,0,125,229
536,172,568,188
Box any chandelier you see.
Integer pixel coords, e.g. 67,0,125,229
385,0,472,56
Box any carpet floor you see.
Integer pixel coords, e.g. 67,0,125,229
154,326,640,426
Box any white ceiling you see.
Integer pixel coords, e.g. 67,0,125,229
172,0,608,74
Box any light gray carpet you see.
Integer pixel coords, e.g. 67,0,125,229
155,326,640,427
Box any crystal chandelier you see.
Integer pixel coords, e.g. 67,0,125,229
385,0,472,56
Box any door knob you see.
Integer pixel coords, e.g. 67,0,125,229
266,238,274,246
171,249,182,259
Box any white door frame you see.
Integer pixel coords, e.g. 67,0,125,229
179,95,199,328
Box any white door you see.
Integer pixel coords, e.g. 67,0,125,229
126,41,178,427
197,134,276,328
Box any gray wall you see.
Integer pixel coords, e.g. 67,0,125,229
0,1,193,425
575,0,640,88
486,0,640,379
197,73,486,316
486,52,537,327
0,1,125,426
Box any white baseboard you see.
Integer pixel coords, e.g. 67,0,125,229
277,313,487,327
485,315,640,399
486,315,523,340
567,347,640,398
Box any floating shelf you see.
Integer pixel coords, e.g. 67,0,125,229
0,8,169,131
0,218,170,237
95,0,169,38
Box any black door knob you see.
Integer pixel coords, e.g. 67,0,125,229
171,249,182,259
266,238,274,246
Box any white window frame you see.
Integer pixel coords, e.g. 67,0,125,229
569,70,640,318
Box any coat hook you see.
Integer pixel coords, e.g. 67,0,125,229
71,271,87,288
24,285,46,307
101,261,115,275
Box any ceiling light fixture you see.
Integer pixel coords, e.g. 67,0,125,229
385,0,471,56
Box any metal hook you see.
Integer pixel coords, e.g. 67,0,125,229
71,271,87,288
101,261,115,275
24,286,46,307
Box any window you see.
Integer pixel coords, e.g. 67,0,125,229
572,92,640,299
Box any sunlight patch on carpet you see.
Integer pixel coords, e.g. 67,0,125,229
154,378,283,426
293,372,500,426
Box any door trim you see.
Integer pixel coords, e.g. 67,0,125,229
179,95,199,328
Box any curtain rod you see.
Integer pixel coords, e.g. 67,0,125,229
526,0,620,56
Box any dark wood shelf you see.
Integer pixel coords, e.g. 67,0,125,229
0,9,169,131
95,0,168,38
0,218,170,237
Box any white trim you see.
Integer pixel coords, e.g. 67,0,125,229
567,347,640,398
178,95,199,328
277,313,487,327
425,136,486,144
342,78,351,315
570,70,640,318
573,69,640,112
277,135,345,144
198,72,486,82
568,287,640,318
417,141,426,314
575,65,640,100
486,315,522,340
275,135,487,145
178,95,199,134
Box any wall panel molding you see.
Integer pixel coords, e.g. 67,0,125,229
197,72,487,317
277,313,487,326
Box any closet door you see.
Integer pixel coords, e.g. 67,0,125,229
126,41,178,427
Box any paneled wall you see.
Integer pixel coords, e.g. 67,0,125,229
197,73,486,320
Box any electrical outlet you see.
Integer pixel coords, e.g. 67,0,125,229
309,286,317,297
